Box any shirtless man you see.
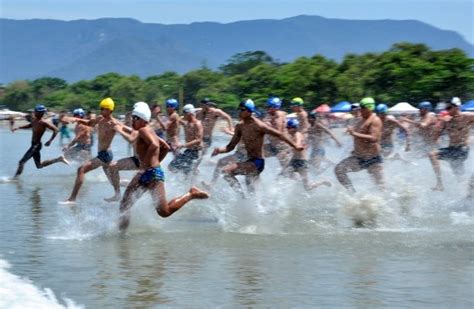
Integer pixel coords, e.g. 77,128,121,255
375,104,410,158
156,99,180,154
334,97,384,193
104,102,149,202
281,119,331,191
402,101,438,157
149,104,165,139
62,108,93,162
429,97,474,191
308,110,342,171
290,97,310,137
115,103,209,231
212,99,304,196
201,125,247,190
63,98,118,203
12,104,69,178
168,104,204,177
262,97,291,167
196,98,233,152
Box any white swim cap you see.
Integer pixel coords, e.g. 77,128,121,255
183,104,196,114
451,97,461,106
132,102,151,122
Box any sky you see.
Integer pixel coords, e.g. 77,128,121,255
1,0,473,44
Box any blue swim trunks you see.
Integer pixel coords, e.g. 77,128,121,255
97,150,113,164
139,167,165,185
248,158,265,173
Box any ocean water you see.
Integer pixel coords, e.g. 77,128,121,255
0,126,472,308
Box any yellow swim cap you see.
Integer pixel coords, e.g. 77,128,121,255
99,97,115,111
290,97,304,106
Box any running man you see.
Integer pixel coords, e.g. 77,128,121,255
334,97,384,193
211,99,304,197
62,98,118,203
12,104,69,178
117,103,209,231
168,104,204,177
429,97,474,191
104,102,149,202
289,97,310,137
263,96,291,167
196,97,233,152
402,101,438,156
62,108,93,162
281,119,332,191
374,104,410,158
307,110,342,172
155,98,181,154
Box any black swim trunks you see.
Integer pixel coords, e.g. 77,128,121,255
357,155,383,169
169,149,200,174
437,146,469,162
97,150,113,164
130,156,140,168
289,159,308,170
20,142,42,167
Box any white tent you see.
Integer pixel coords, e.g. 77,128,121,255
388,102,418,114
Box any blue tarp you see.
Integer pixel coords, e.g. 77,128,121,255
461,100,474,111
330,101,352,113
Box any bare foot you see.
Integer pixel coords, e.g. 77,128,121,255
104,194,121,202
60,156,70,165
189,186,209,199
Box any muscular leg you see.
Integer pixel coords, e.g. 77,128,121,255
65,158,103,202
105,158,138,202
150,182,209,218
429,151,444,191
367,163,385,191
118,173,145,231
222,161,259,198
202,153,239,189
334,156,361,193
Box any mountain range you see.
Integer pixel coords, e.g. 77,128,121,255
1,15,472,83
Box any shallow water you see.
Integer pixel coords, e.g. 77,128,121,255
0,127,473,307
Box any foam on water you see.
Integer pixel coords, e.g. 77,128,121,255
0,258,83,309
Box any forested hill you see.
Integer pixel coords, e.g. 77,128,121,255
1,15,473,83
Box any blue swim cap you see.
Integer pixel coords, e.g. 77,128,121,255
73,108,85,117
266,97,282,109
34,104,47,113
418,101,432,110
375,103,388,114
286,118,299,129
165,98,179,109
239,99,255,112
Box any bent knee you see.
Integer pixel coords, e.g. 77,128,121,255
156,208,171,218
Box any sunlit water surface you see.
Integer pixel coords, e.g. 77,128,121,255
0,127,472,307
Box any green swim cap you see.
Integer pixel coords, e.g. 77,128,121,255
360,97,375,111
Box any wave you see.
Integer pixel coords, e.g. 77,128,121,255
0,258,83,309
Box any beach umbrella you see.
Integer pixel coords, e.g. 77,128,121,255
330,101,352,113
461,100,474,111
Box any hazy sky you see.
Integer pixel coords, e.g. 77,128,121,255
2,0,473,44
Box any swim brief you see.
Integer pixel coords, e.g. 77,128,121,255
97,150,113,164
357,155,383,169
289,159,308,170
437,146,469,162
247,158,265,173
139,166,165,185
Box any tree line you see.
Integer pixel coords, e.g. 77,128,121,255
1,43,473,114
